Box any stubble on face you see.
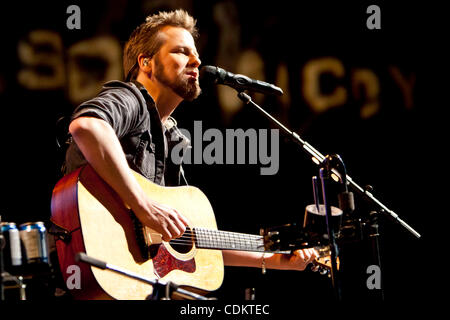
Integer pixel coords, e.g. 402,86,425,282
154,55,201,102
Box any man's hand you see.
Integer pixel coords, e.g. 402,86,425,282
133,197,189,241
269,248,320,271
286,248,320,271
69,117,189,242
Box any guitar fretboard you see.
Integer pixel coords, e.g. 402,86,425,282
193,227,273,252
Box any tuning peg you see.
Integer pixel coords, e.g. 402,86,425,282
311,264,320,272
268,231,279,238
320,268,328,276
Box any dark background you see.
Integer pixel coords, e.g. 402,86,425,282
0,0,446,307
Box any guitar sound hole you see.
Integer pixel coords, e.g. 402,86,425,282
168,226,194,254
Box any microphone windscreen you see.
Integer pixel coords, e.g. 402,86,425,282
199,65,219,84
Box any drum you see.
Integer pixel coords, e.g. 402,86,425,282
18,222,49,265
1,222,22,272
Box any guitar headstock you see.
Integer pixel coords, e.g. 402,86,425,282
260,223,323,252
260,224,339,276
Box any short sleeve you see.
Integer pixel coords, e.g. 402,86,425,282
71,86,146,138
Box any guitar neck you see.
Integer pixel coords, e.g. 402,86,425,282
192,228,335,275
193,227,289,254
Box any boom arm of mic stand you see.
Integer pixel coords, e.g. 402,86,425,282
237,92,421,239
346,177,421,238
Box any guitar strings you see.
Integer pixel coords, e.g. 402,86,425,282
148,228,263,243
147,229,324,257
166,238,266,252
170,228,264,239
145,230,329,264
169,234,262,243
165,238,328,263
167,237,263,246
146,228,264,248
166,234,263,244
169,233,264,242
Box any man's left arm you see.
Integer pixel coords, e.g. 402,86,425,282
222,248,318,272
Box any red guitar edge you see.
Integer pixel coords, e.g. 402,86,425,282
50,166,112,300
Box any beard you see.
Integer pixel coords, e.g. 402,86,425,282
154,60,201,102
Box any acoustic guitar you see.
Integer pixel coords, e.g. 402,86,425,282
50,164,333,300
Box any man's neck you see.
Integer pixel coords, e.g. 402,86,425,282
135,75,182,124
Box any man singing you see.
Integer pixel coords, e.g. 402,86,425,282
63,9,317,289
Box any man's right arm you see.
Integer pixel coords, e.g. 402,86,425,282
69,116,188,241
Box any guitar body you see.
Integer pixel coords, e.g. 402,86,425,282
51,165,224,300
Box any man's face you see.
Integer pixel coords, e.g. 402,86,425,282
153,26,201,101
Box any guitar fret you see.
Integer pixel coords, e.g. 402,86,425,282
194,227,265,252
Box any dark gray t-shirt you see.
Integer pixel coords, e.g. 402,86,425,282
63,80,190,186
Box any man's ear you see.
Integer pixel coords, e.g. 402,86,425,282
137,53,152,75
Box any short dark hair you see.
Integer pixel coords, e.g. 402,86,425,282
123,9,198,81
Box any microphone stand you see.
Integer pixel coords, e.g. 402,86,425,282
75,253,211,300
368,210,384,300
319,156,342,300
236,91,421,299
236,91,421,239
1,215,5,301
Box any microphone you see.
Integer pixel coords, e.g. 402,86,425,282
200,65,283,96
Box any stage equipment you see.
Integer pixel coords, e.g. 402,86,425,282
75,252,212,300
200,65,283,96
229,83,421,301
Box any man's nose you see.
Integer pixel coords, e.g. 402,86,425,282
190,54,201,68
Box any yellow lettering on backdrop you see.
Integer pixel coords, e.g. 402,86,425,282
17,30,65,90
67,36,122,105
352,68,380,119
302,57,347,114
